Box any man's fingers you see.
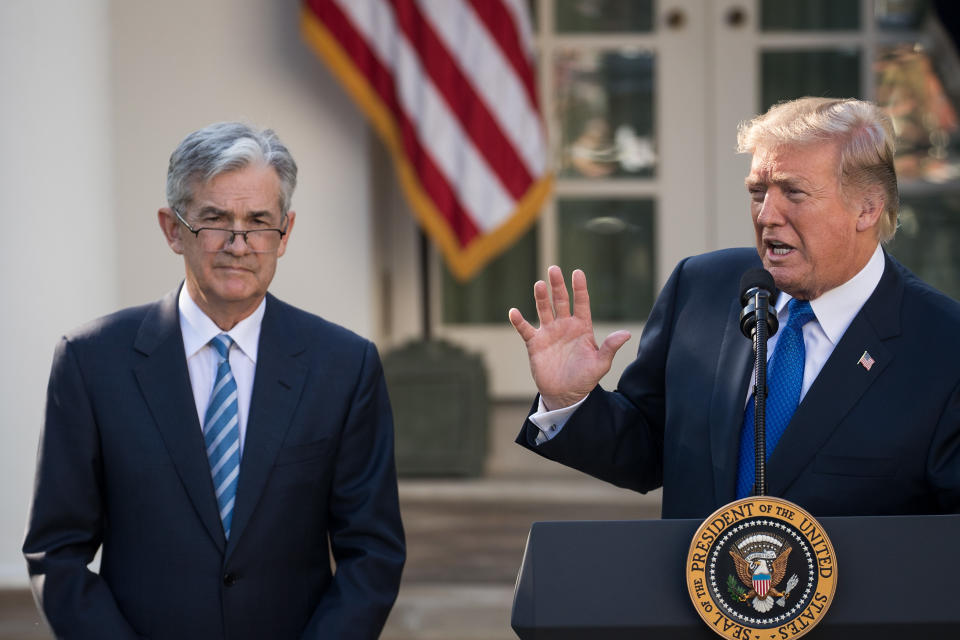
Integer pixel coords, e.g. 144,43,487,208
533,280,554,326
548,265,571,318
571,269,592,323
598,330,632,362
508,307,537,342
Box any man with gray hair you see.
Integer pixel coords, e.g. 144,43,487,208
510,97,960,518
24,122,405,639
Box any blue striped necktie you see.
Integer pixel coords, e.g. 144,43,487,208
204,334,241,539
736,299,816,498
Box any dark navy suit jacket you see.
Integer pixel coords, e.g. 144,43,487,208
24,289,405,639
518,248,960,519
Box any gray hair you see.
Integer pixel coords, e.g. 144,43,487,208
166,122,298,215
737,97,899,243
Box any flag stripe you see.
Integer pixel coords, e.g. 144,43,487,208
302,0,551,279
302,0,489,257
465,0,538,111
415,0,546,179
380,0,533,199
317,0,483,243
331,0,517,233
500,0,536,54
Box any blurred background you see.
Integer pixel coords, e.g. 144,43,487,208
2,0,957,638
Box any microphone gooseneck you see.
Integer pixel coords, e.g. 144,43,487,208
738,268,779,497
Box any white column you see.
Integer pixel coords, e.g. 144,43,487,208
0,0,118,585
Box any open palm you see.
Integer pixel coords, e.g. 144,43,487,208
509,266,631,410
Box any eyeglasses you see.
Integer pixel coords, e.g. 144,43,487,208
174,209,288,254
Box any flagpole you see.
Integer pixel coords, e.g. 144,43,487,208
419,229,432,341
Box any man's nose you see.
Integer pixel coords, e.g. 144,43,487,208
222,231,252,255
755,193,785,226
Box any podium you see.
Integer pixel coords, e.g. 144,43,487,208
511,515,960,639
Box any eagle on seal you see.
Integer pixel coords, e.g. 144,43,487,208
730,543,792,613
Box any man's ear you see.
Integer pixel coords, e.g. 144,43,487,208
855,187,885,234
158,207,184,254
277,210,295,258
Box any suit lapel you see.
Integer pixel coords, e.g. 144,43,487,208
767,253,903,496
709,296,756,504
133,288,226,551
226,295,308,558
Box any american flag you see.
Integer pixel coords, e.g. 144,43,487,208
858,351,875,371
301,0,552,280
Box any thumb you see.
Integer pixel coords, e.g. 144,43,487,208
598,330,631,363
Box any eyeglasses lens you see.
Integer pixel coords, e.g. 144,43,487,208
197,229,282,253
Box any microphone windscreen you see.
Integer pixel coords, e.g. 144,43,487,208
739,268,776,304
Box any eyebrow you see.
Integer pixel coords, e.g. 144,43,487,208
196,206,277,220
744,173,811,190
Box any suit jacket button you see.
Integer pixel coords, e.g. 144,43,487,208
223,573,237,587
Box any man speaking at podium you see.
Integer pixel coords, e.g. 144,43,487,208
23,123,405,639
510,97,960,519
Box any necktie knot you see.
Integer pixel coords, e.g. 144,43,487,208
785,299,815,331
211,334,233,361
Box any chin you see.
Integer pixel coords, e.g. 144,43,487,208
212,283,259,303
765,267,797,295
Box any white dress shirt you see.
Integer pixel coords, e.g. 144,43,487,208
178,286,265,455
529,244,887,443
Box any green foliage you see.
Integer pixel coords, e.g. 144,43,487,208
727,574,747,600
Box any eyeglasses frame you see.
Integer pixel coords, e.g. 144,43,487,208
173,208,289,253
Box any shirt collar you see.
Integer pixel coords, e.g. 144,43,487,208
774,243,885,345
178,285,266,362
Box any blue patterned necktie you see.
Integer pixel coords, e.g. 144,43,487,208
736,299,816,498
204,334,241,539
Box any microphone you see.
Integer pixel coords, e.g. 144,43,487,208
738,268,779,497
739,269,779,339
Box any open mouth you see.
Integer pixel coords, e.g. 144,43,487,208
767,241,794,257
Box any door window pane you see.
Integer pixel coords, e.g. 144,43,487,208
442,225,538,324
557,198,655,322
761,49,861,112
875,44,960,185
876,42,960,301
760,0,860,31
887,196,960,300
555,48,656,178
555,0,654,33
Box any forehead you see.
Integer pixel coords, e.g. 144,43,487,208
747,142,841,185
191,164,282,213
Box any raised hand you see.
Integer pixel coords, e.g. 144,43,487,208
509,266,631,410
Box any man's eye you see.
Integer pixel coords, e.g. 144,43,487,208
748,188,765,201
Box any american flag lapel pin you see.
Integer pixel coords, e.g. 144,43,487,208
858,350,875,371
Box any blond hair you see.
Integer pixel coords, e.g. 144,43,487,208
737,97,899,242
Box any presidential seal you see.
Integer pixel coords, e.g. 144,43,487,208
686,497,837,639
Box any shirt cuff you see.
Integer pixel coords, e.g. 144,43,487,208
529,394,588,444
